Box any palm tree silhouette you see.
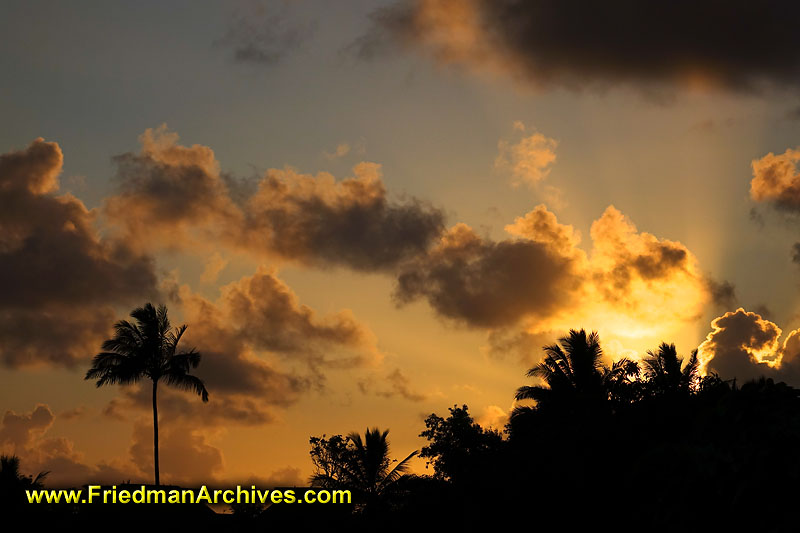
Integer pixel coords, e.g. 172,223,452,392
311,428,417,508
85,303,208,486
515,329,606,408
642,342,699,395
0,455,48,509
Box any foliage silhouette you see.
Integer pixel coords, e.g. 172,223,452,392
309,428,417,513
419,405,504,484
85,303,208,485
0,454,47,513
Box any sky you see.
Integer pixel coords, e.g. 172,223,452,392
3,0,800,488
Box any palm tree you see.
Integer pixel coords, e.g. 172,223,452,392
515,329,606,408
642,342,699,395
0,455,48,509
85,303,208,486
310,428,417,509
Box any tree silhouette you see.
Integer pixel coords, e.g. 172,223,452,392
310,428,417,511
419,405,504,484
0,454,47,510
514,329,607,409
85,303,208,485
642,342,699,396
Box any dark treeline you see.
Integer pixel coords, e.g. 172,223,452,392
4,328,800,531
296,329,800,532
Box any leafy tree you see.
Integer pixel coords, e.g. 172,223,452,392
419,405,504,484
85,303,208,485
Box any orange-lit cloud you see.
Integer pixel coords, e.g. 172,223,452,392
0,138,159,368
396,204,719,348
105,126,445,271
495,125,558,187
129,421,223,486
697,308,800,384
359,0,800,93
0,405,132,487
102,266,383,428
750,147,800,210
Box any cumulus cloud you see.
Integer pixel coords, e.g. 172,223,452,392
0,138,159,368
104,126,243,252
359,0,800,93
105,267,382,427
495,125,558,186
395,204,716,341
697,308,800,385
750,147,800,211
105,126,445,271
129,421,223,485
0,405,133,487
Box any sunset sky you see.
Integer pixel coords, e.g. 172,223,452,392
3,0,800,488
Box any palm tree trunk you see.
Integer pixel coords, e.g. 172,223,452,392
152,379,160,486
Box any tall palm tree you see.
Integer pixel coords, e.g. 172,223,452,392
515,329,606,408
85,303,208,486
310,428,417,507
642,342,699,395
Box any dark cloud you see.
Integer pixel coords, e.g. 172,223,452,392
361,0,800,92
749,207,765,229
485,328,554,366
706,278,737,309
785,106,800,121
698,308,781,381
395,204,717,333
0,138,159,368
359,368,427,402
394,222,581,328
105,127,445,271
698,308,800,386
240,163,446,271
217,1,311,65
0,404,54,449
105,267,382,427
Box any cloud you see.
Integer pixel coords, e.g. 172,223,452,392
324,142,351,160
129,421,223,485
0,138,159,368
396,204,720,348
200,252,229,284
105,126,445,271
0,404,135,487
238,162,445,270
477,405,507,431
697,308,800,385
104,126,243,252
359,368,427,402
217,0,311,65
0,404,54,450
750,147,800,211
359,0,800,93
104,267,382,427
495,126,558,186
